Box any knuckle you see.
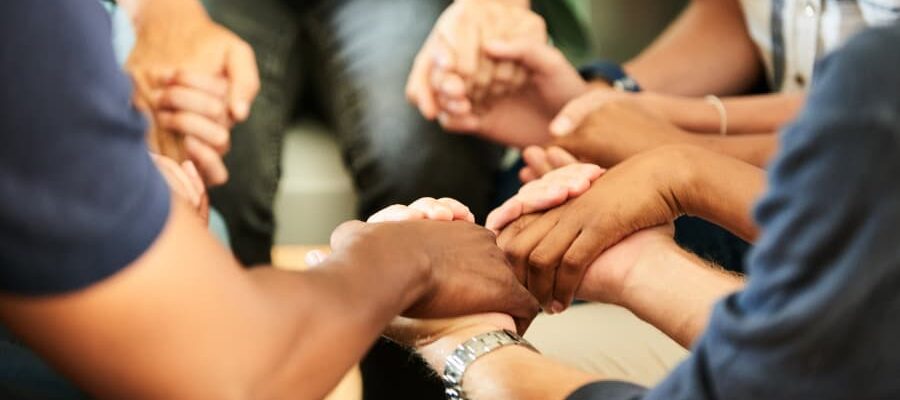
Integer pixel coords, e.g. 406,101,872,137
561,252,587,272
504,242,531,267
528,250,556,271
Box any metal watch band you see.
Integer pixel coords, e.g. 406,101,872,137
441,329,538,400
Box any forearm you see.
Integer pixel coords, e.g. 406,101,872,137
0,202,426,399
619,243,745,348
624,0,761,96
647,92,806,135
675,145,765,241
244,260,426,399
685,132,778,169
418,326,600,400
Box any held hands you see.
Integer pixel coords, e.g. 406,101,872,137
486,163,605,234
409,1,591,147
128,4,259,186
433,40,589,147
127,8,259,122
324,198,540,333
136,70,235,186
496,147,693,312
407,0,544,120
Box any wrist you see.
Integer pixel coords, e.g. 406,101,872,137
418,324,511,371
617,238,683,309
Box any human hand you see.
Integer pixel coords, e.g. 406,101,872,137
142,70,234,186
329,219,540,333
496,146,695,312
518,146,581,183
151,153,210,224
434,40,587,148
576,225,675,305
485,163,604,234
407,0,544,120
127,7,259,122
305,197,476,265
550,94,693,168
368,197,475,224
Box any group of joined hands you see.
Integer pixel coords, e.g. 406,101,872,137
130,0,714,359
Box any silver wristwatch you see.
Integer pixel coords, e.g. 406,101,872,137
441,329,538,400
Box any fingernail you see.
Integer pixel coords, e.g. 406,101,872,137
550,117,573,136
551,301,566,314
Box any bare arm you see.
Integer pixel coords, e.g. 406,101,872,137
417,324,600,400
0,201,423,399
643,92,806,135
603,241,744,348
409,235,744,399
0,200,540,399
624,0,761,96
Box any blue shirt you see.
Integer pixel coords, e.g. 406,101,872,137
571,23,900,399
0,1,170,295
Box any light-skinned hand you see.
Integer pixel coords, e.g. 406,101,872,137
145,69,234,186
518,146,581,183
496,146,695,313
485,163,604,234
434,40,587,147
407,0,545,121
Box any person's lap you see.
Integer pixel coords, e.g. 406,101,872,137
206,0,504,265
525,303,688,387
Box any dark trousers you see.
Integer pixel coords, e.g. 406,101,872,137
205,0,504,266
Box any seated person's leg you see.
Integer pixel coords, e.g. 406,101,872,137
524,303,688,387
307,0,505,222
206,0,304,264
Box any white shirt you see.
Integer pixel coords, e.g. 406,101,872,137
739,0,900,92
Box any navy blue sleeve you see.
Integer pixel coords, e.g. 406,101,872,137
0,1,170,295
569,24,900,400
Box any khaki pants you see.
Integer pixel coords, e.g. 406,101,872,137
524,303,689,387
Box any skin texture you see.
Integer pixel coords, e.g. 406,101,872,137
498,145,763,312
435,39,587,148
0,197,539,399
122,0,259,185
420,0,798,169
551,99,779,169
139,70,235,186
485,163,605,234
395,228,744,400
406,0,535,121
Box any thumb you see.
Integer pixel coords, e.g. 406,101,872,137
225,41,260,122
330,220,366,250
549,96,596,137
